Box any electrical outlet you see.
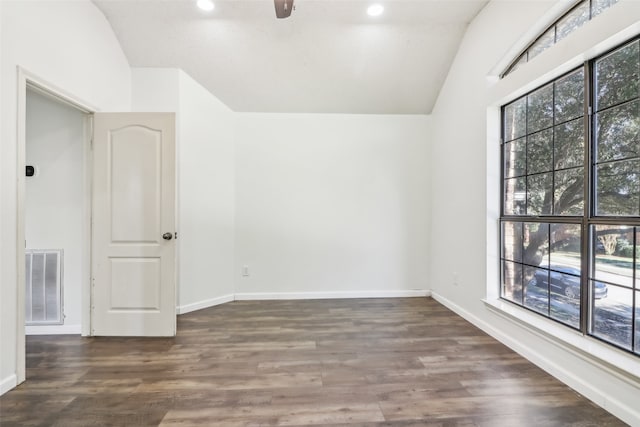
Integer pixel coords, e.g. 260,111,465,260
242,265,250,277
453,272,459,286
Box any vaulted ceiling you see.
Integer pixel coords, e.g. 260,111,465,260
93,0,488,114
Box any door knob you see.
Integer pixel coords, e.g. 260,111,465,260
162,232,173,241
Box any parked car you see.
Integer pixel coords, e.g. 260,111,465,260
528,265,608,299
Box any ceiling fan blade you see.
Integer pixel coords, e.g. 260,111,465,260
274,0,294,18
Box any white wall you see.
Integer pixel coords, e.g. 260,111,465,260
132,68,180,112
25,89,86,332
235,113,430,298
0,0,131,394
177,72,236,309
132,68,236,313
429,0,640,424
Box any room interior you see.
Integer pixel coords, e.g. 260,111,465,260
1,0,640,425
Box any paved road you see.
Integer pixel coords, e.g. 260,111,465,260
532,252,638,351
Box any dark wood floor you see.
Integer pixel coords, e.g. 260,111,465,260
0,298,626,426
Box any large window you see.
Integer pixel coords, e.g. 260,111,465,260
500,37,640,355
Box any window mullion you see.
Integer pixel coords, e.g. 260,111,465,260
632,228,637,352
581,60,593,335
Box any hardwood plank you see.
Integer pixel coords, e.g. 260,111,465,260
135,372,323,392
160,402,386,426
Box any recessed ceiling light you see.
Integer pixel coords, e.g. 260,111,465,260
197,0,215,12
367,4,384,17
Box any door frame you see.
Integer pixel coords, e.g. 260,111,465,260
15,67,96,383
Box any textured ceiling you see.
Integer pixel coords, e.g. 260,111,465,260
93,0,488,114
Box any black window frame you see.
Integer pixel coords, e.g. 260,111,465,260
500,36,640,356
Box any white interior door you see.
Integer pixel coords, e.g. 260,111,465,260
91,113,176,336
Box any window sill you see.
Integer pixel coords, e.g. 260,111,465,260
483,297,640,386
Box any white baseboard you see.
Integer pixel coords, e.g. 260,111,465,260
176,291,430,314
176,294,234,314
0,374,17,396
431,292,640,426
25,324,81,335
234,289,430,300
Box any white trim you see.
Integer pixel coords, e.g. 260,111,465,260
175,291,430,314
16,67,27,386
234,289,430,301
26,82,94,114
20,69,97,113
0,375,18,396
81,114,93,337
431,292,640,427
25,324,81,335
176,294,234,315
482,298,640,383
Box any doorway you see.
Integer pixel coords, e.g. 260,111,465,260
15,71,96,385
24,88,91,336
15,70,177,388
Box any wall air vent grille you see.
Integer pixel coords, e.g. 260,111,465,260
25,250,63,325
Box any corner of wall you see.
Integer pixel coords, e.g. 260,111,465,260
0,375,17,396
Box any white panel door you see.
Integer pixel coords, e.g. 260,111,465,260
92,113,176,336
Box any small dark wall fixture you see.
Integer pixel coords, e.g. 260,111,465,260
26,165,35,177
